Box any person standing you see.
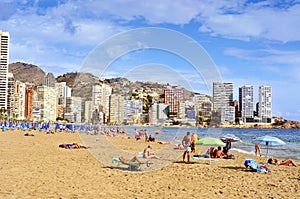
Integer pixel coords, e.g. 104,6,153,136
182,132,192,163
191,133,199,153
255,144,262,156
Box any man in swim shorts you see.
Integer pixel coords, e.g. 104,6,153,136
182,132,192,163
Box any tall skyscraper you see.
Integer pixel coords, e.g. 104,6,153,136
213,82,233,109
239,85,254,122
212,82,235,124
0,30,10,110
258,85,272,122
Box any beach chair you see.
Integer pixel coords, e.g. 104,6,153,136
112,157,153,171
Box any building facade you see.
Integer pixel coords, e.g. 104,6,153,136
0,30,9,111
37,86,57,122
64,96,82,123
92,83,112,123
109,94,124,125
212,82,234,124
239,85,254,123
164,86,184,118
258,85,272,122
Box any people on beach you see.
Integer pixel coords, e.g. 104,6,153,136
205,147,215,158
143,144,159,159
148,135,155,142
59,143,87,149
191,133,199,153
144,129,149,142
267,158,297,167
255,144,262,156
182,132,192,163
134,128,140,140
213,146,224,158
120,156,141,163
157,141,170,144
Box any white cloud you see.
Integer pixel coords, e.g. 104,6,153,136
224,48,300,65
197,1,300,42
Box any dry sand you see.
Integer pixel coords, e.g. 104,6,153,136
0,130,299,199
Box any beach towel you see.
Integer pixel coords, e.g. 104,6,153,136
244,158,270,172
192,157,219,162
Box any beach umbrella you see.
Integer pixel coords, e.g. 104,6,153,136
195,137,226,146
219,134,242,151
255,135,286,156
219,134,241,143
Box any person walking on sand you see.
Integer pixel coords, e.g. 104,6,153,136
255,144,262,156
182,132,192,163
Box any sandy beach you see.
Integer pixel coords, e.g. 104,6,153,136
0,130,299,199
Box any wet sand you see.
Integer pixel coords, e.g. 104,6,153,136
0,130,299,198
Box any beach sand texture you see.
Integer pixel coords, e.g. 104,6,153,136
0,130,299,199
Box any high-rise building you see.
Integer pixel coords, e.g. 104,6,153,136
0,30,9,111
164,86,184,118
212,82,234,124
213,82,233,109
64,96,82,123
239,85,254,122
92,83,112,123
258,85,272,122
37,86,57,122
109,94,124,125
25,84,35,119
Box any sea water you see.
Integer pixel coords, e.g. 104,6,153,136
121,127,300,162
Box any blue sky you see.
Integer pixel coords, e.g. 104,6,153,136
0,0,300,121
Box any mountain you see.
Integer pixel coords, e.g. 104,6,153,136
8,62,194,103
56,72,101,100
9,62,45,86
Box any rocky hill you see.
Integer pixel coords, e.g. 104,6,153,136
56,72,101,100
9,62,45,86
8,62,194,100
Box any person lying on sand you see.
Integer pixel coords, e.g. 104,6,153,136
157,141,170,144
59,143,87,149
120,156,141,163
24,133,34,136
267,158,297,167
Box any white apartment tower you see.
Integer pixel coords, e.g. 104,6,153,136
258,85,272,121
213,82,233,109
0,30,9,110
92,83,112,123
239,85,254,122
212,82,235,124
